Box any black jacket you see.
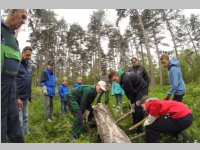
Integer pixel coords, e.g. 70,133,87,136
16,59,32,101
128,65,149,87
120,72,147,103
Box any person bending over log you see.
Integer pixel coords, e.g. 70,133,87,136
108,69,148,133
138,95,193,143
65,81,106,139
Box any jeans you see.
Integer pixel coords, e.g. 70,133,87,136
44,95,54,119
61,101,68,113
19,99,30,135
1,75,24,143
97,90,109,104
115,94,123,114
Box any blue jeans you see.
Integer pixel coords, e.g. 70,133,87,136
97,90,109,104
1,75,24,143
19,99,30,135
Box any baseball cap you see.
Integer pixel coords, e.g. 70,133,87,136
98,80,106,91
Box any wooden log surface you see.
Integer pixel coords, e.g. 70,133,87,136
92,103,131,143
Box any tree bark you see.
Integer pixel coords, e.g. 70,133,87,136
92,103,131,143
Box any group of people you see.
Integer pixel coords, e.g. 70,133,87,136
1,9,193,143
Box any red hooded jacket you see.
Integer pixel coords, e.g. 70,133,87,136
145,100,192,119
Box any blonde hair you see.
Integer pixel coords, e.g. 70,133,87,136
62,77,68,81
77,77,83,82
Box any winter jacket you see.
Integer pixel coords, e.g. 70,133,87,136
40,69,56,96
167,57,186,96
16,59,32,101
128,64,149,87
58,84,70,102
111,82,124,95
119,71,147,103
1,20,21,76
145,99,192,119
73,83,83,88
68,85,97,113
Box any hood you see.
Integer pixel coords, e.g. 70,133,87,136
168,57,180,70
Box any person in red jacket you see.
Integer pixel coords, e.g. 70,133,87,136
138,95,193,143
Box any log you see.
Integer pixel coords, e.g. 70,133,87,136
92,103,131,143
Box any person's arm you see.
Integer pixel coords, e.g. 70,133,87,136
167,67,179,97
142,67,149,86
144,114,157,127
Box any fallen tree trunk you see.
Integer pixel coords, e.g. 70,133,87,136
92,103,131,143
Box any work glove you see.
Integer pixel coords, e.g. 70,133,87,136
17,99,23,112
42,86,48,95
163,95,170,100
143,115,157,127
83,110,90,123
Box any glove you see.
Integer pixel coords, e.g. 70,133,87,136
83,110,90,123
42,86,48,95
163,95,170,100
143,115,157,127
17,99,23,112
131,103,135,113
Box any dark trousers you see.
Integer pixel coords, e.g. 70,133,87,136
97,90,109,104
61,101,68,113
145,114,193,143
173,94,184,102
1,75,24,143
44,95,53,119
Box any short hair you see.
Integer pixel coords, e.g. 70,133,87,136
8,9,28,15
77,77,82,82
22,46,32,53
131,57,138,61
62,77,68,81
160,54,169,61
108,70,118,81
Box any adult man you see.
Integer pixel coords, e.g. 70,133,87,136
1,9,27,143
128,57,149,94
97,69,111,104
160,55,186,102
66,81,106,139
108,70,147,133
16,46,33,135
40,60,56,122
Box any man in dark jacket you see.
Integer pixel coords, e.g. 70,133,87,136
66,81,106,139
128,57,149,94
40,60,56,122
108,70,147,133
16,46,32,135
1,9,27,143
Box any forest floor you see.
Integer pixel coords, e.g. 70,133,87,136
24,84,200,143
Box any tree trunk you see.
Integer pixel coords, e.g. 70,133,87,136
92,103,131,143
152,29,163,86
139,40,145,66
136,9,155,88
162,10,179,59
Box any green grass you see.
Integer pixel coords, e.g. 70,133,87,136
25,84,200,143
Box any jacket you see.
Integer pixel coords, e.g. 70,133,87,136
74,83,83,88
58,84,70,102
128,64,149,87
16,59,32,101
111,82,124,95
145,100,192,119
119,71,147,103
68,85,97,113
1,20,21,76
40,69,56,96
168,57,186,96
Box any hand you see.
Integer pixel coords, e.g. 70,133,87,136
83,110,90,123
17,99,23,112
42,86,48,95
163,95,169,100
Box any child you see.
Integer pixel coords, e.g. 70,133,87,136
138,95,193,143
111,81,124,114
74,77,83,88
58,77,70,113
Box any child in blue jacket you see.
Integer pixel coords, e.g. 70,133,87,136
58,77,70,113
111,81,124,114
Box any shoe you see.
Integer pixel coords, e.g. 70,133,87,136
47,118,52,122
